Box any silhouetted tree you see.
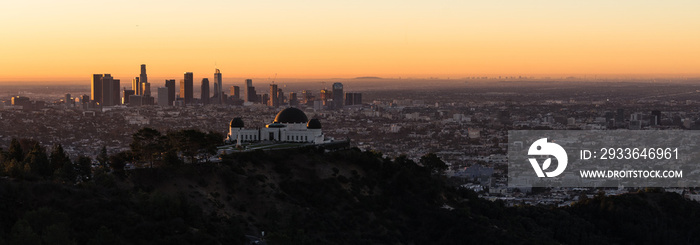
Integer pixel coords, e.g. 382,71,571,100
0,146,5,163
5,159,24,178
131,128,164,168
168,129,207,164
204,131,224,160
57,160,77,183
8,138,23,162
97,146,109,168
420,152,447,174
108,152,129,174
395,154,417,168
75,156,92,182
25,144,51,178
49,144,70,173
9,220,40,245
163,149,182,166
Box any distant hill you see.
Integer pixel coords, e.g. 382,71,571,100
355,76,382,79
2,146,700,244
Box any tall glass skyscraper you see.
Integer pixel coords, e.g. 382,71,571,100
269,83,279,107
181,72,194,104
201,78,210,104
332,82,343,109
214,68,223,104
91,74,103,104
165,79,176,106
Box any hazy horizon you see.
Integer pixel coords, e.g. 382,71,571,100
2,1,700,81
3,73,700,85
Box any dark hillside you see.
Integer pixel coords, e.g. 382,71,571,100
2,144,700,244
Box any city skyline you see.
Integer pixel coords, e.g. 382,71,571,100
2,1,700,82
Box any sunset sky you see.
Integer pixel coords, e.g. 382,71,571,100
1,0,699,82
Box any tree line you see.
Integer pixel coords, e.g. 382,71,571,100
0,138,92,183
0,128,224,181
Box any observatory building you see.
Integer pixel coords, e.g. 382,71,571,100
225,107,325,145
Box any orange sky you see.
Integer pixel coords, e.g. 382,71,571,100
1,1,699,82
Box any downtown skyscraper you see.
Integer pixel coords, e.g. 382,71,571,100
141,64,151,96
132,77,141,95
123,89,135,104
332,82,344,109
140,64,148,86
132,64,150,96
344,93,362,106
91,74,103,103
269,83,279,107
165,79,176,106
201,78,210,104
245,79,257,103
157,87,169,106
214,68,223,104
230,86,240,99
180,72,194,104
91,74,120,106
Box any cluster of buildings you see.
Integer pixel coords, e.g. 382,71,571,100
3,96,46,111
242,78,360,110
85,65,221,108
74,64,362,111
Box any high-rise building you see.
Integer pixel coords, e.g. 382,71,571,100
262,94,269,106
129,95,142,106
332,82,343,109
123,89,135,104
157,87,169,106
140,64,148,87
11,96,30,106
269,84,279,107
289,92,298,106
245,79,257,103
142,96,154,105
101,74,116,106
180,79,187,103
165,79,176,106
278,88,284,103
102,74,115,106
91,74,103,104
302,90,313,104
320,89,332,107
214,68,223,104
81,95,89,102
132,77,141,95
113,79,120,106
91,74,124,106
213,83,220,102
130,64,150,96
345,92,363,106
65,93,72,107
201,78,210,104
231,86,240,99
181,72,193,104
142,82,151,97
